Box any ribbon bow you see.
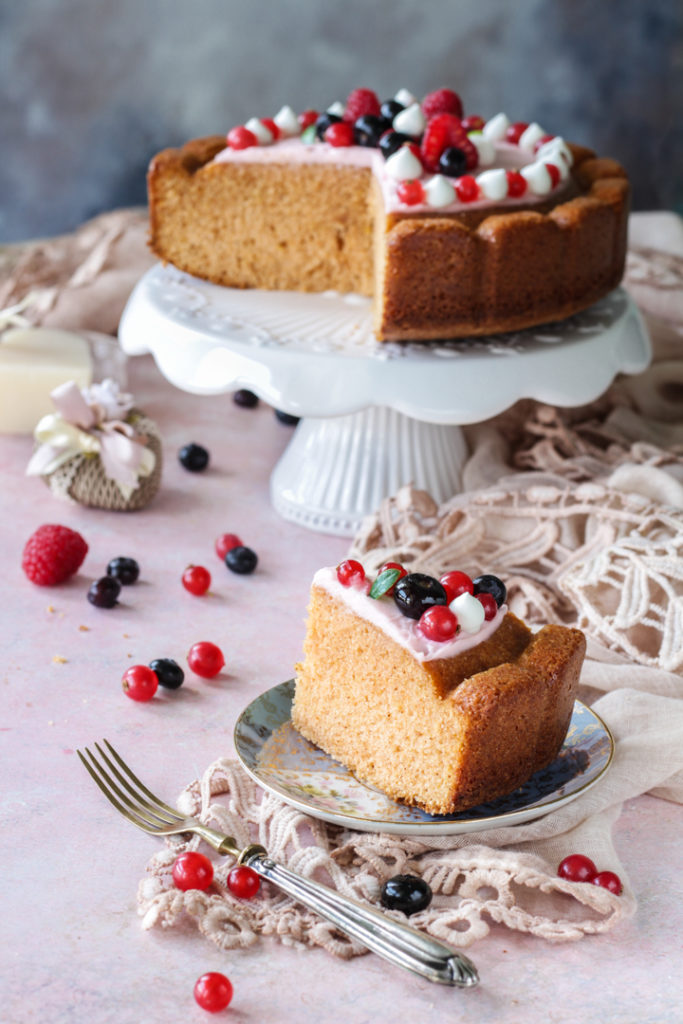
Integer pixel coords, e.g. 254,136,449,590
26,379,156,500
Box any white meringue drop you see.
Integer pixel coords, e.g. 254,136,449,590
482,112,510,141
393,102,427,137
273,105,301,137
521,161,553,195
424,174,456,208
245,117,273,145
384,145,423,181
476,168,509,200
450,592,486,634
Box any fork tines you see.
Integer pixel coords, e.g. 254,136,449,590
77,740,184,835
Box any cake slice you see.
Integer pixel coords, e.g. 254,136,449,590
292,563,586,815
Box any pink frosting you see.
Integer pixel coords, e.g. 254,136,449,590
210,137,567,215
313,566,505,662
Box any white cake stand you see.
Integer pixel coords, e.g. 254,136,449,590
119,265,651,535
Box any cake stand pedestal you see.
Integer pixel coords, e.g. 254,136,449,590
119,265,651,536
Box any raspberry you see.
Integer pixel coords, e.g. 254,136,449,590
420,114,467,172
22,524,88,586
461,115,484,132
343,88,381,123
298,109,318,130
421,88,463,120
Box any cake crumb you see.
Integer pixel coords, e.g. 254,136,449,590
52,655,68,664
47,605,55,613
78,625,90,632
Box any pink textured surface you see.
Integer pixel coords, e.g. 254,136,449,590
1,354,681,1023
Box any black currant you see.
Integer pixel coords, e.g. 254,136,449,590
380,875,432,915
380,99,404,121
233,388,259,408
106,557,140,585
438,146,468,178
87,576,121,609
393,573,448,620
472,574,507,607
315,112,342,141
274,409,300,426
178,443,209,472
225,545,258,575
378,131,414,160
149,658,185,690
353,114,392,147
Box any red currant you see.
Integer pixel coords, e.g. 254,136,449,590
418,605,458,642
461,115,484,132
227,125,257,150
545,163,561,188
535,133,555,151
260,117,280,141
557,854,597,883
336,559,365,587
455,175,479,202
475,592,498,621
506,169,527,198
187,642,225,679
298,109,318,130
182,565,211,596
593,871,623,895
172,851,214,891
227,864,261,899
505,121,529,145
215,533,243,560
439,571,474,603
121,665,158,702
194,972,233,1013
325,121,355,147
396,180,425,206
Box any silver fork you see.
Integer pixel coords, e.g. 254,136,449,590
78,739,478,988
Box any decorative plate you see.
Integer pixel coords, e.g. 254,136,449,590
233,680,614,836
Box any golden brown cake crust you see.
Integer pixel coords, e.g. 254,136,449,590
147,136,629,342
292,586,586,815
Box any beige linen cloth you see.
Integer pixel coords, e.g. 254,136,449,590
3,209,682,955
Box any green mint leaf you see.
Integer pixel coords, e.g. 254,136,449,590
369,568,401,599
300,125,317,144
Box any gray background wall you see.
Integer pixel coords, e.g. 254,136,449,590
1,0,681,242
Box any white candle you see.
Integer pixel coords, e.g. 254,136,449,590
0,327,92,434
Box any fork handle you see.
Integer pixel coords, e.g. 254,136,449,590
244,852,478,988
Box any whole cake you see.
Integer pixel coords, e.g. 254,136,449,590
292,560,586,815
148,86,629,342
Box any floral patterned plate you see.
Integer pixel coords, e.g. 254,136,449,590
234,680,614,835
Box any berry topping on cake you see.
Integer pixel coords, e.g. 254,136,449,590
380,98,404,121
396,180,425,205
393,573,448,620
244,117,274,145
475,592,498,621
337,559,366,587
506,169,527,197
22,524,88,586
439,571,474,602
461,115,484,132
545,163,561,188
315,111,342,141
422,88,463,120
298,109,318,130
379,130,414,159
380,874,433,915
421,114,471,173
505,121,529,144
227,125,258,150
377,561,408,592
438,146,468,178
353,114,391,147
325,121,355,147
343,87,381,123
472,574,507,607
454,175,479,202
260,117,281,141
419,605,459,642
534,133,556,152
